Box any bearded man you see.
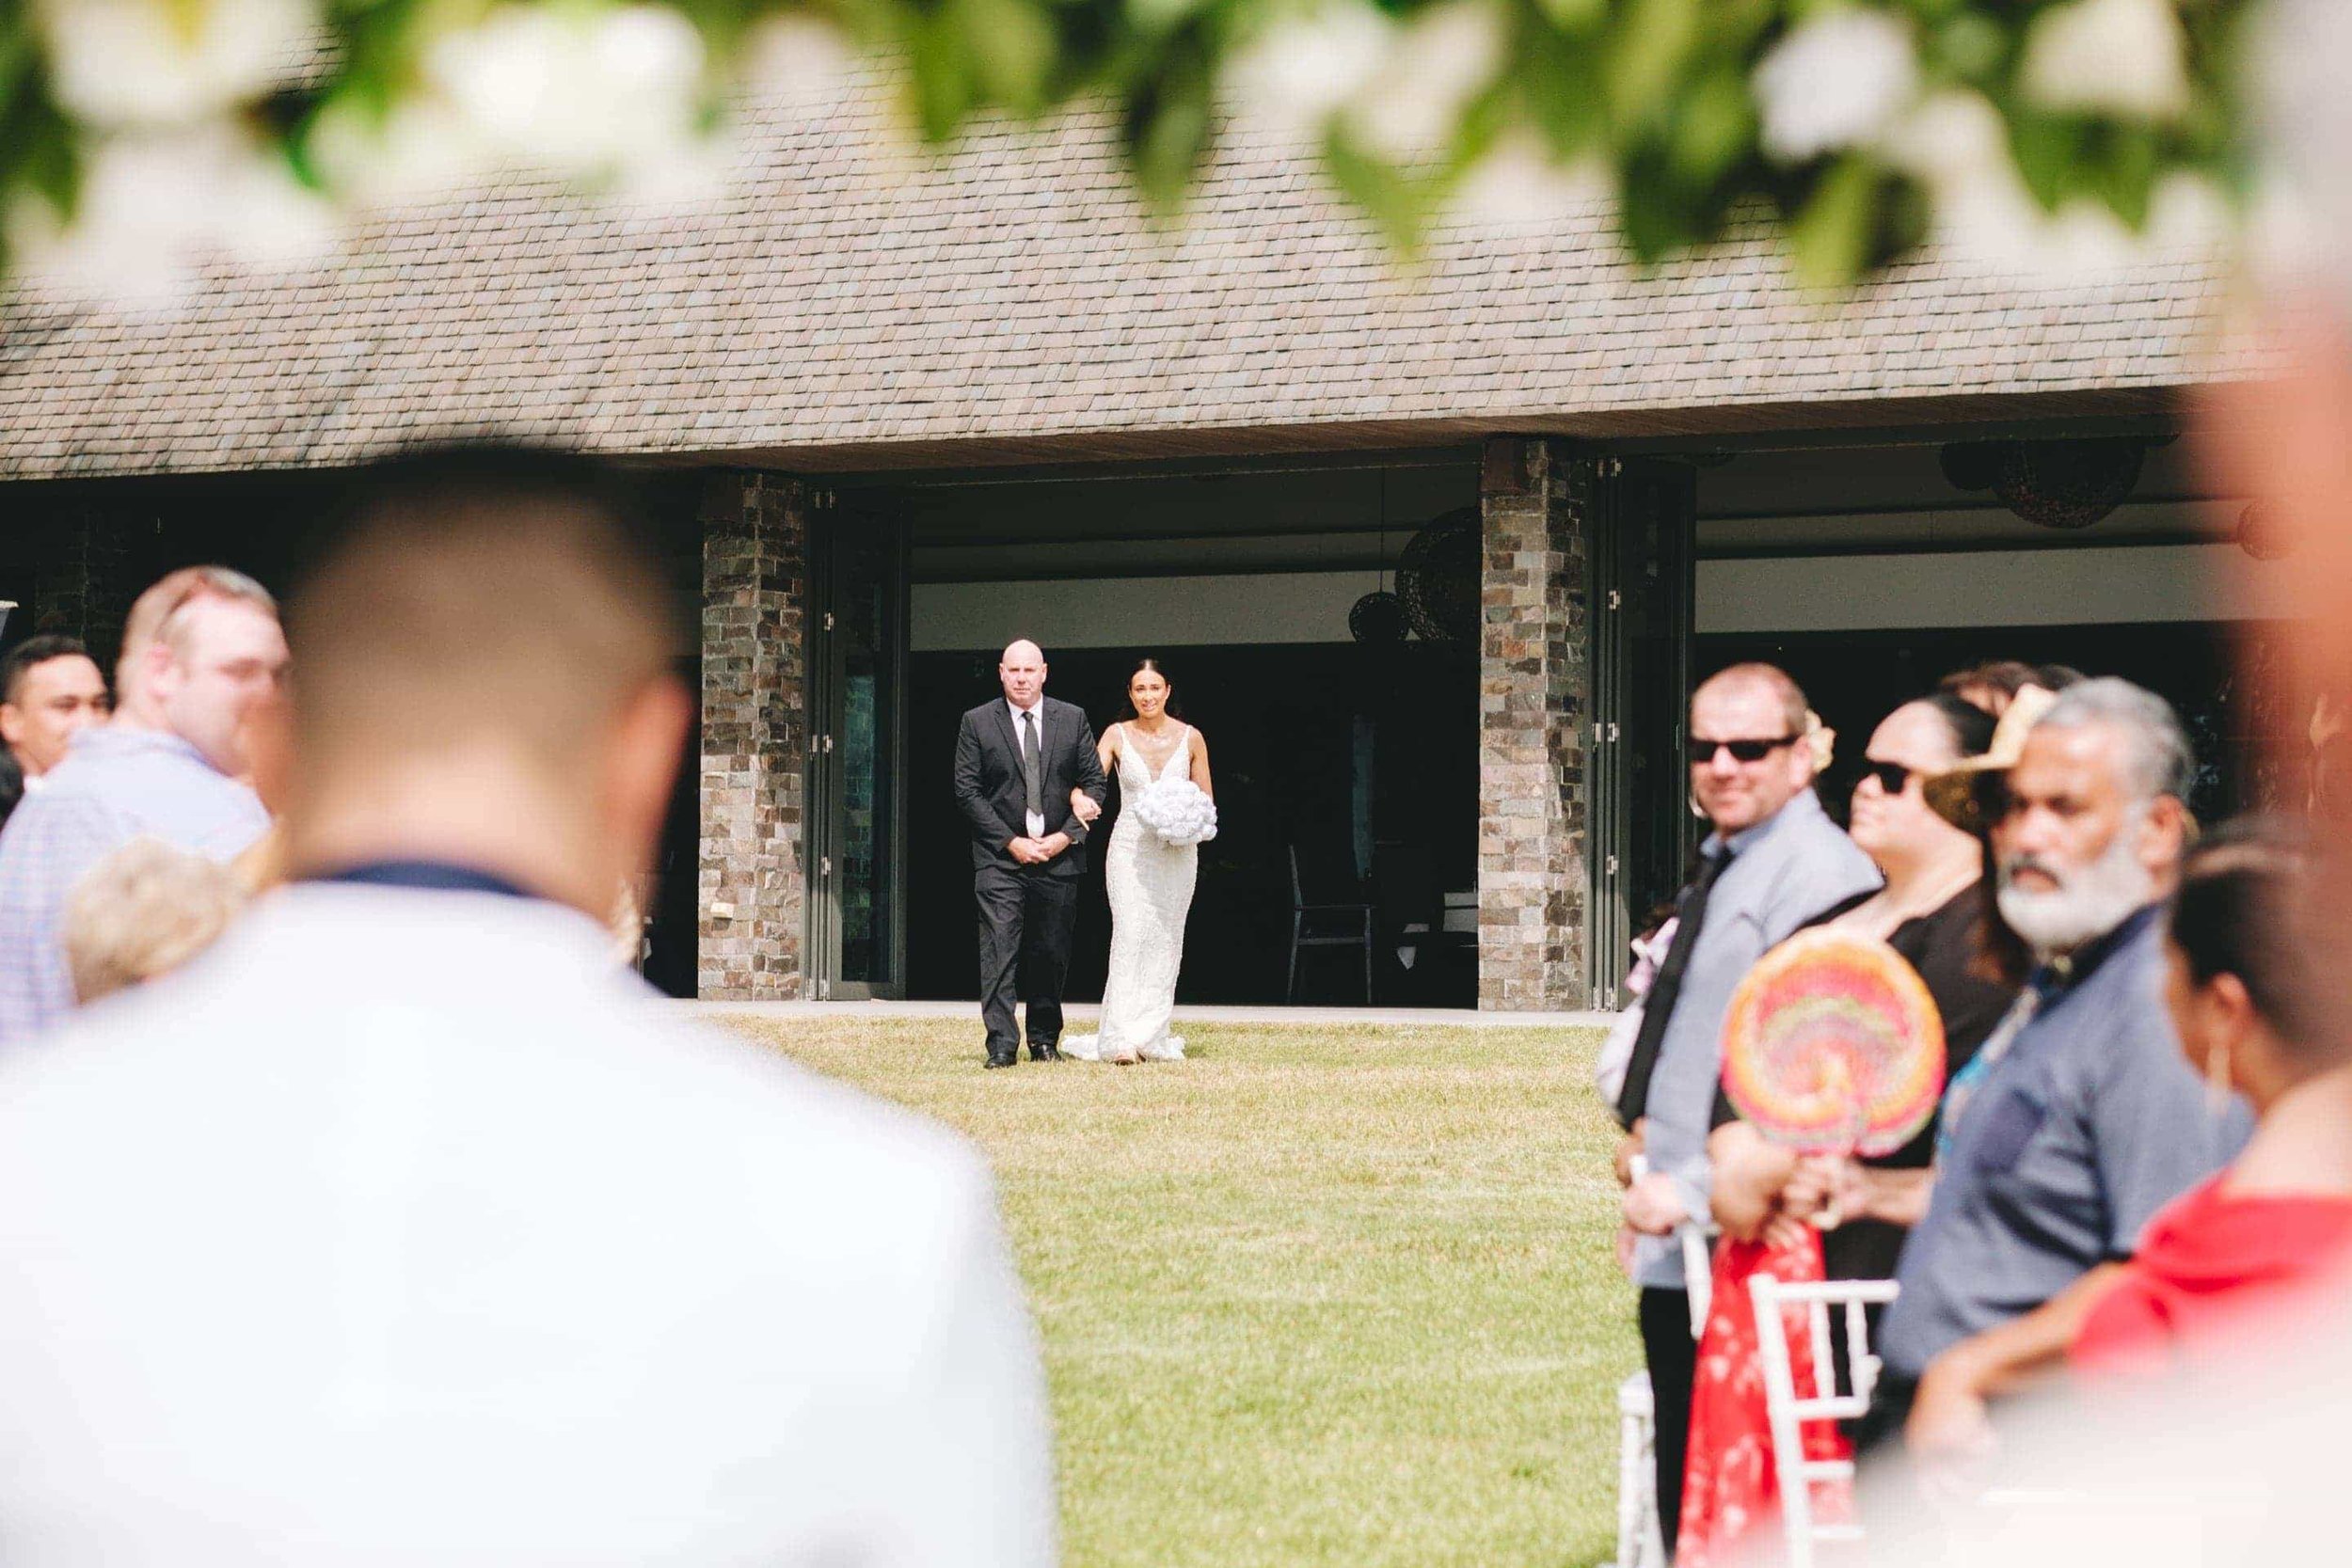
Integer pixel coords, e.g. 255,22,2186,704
1869,678,2251,1457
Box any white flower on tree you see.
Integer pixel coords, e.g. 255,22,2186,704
1753,8,1921,165
1890,87,2223,282
10,123,332,301
749,16,857,119
2019,0,2193,122
1343,0,1505,163
1226,2,1392,135
33,0,318,128
1453,135,1607,232
424,4,712,196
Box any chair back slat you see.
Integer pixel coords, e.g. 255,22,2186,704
1747,1273,1900,1568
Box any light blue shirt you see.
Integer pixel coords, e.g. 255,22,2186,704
1633,788,1882,1289
0,726,268,1048
1880,906,2251,1377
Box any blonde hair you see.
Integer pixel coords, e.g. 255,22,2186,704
62,839,246,1005
1694,661,1810,736
119,566,278,686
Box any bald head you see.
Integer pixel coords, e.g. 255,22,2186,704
1693,662,1807,736
999,640,1046,708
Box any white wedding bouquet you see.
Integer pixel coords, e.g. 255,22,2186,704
1129,778,1217,848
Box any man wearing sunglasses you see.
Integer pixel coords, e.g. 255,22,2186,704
1613,662,1880,1557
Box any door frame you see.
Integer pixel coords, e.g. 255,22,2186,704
803,507,911,1000
1587,456,1697,1006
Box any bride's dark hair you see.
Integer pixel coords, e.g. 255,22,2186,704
1116,657,1183,721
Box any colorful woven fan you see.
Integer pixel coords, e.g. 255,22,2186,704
1720,927,1946,1157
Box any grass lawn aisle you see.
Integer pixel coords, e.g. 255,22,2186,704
718,1018,1637,1568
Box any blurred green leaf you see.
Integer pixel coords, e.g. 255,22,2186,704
1788,154,1881,292
1605,0,1700,134
1666,65,1753,185
1531,0,1602,26
2007,109,2083,214
1932,13,2007,81
1121,33,1216,203
2096,122,2161,229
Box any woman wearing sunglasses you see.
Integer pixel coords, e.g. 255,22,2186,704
1676,692,2019,1568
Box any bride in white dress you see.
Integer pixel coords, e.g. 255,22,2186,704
1063,660,1216,1064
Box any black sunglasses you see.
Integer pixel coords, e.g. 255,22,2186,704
1859,760,1914,795
1690,735,1801,765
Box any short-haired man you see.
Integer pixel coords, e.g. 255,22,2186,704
0,569,285,1047
1613,661,1882,1556
0,446,1056,1561
1881,678,2250,1455
0,635,109,781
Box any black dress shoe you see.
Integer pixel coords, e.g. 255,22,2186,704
984,1051,1018,1069
1030,1043,1062,1063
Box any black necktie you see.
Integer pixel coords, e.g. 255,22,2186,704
1021,709,1042,822
1614,847,1737,1129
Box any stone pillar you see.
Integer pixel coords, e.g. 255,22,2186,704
31,504,138,664
698,472,810,1000
1477,438,1593,1011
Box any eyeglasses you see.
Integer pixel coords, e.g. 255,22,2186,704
1690,735,1801,766
1859,760,1914,796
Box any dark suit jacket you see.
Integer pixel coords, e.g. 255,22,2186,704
953,697,1107,878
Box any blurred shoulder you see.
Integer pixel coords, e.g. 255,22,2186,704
516,993,995,1210
0,966,993,1223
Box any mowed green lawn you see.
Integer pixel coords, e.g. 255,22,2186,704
716,1016,1638,1568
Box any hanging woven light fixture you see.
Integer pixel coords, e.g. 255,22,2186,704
1352,470,1409,643
1396,505,1481,643
1993,437,2145,530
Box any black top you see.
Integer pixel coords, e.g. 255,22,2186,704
1711,883,2017,1280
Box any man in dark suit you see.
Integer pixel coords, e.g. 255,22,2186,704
953,639,1107,1069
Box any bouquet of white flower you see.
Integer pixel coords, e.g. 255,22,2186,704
1129,778,1217,848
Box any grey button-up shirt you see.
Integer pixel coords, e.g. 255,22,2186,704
1880,905,2252,1377
1633,787,1882,1289
0,726,269,1048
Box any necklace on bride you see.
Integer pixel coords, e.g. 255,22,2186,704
1124,717,1183,770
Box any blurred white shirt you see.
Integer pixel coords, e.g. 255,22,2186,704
0,883,1057,1566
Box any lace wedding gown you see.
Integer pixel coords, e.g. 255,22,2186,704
1065,723,1200,1064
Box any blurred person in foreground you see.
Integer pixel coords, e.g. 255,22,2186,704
1678,693,2011,1566
59,837,245,1005
1872,680,2249,1459
0,569,282,1047
2069,821,2352,1373
0,445,1057,1565
1613,661,1881,1558
0,634,109,785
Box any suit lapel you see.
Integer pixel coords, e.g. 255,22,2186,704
993,699,1020,774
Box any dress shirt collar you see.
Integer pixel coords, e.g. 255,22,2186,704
64,723,218,772
1700,782,1826,861
2029,900,2164,999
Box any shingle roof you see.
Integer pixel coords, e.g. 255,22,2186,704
0,70,2239,481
